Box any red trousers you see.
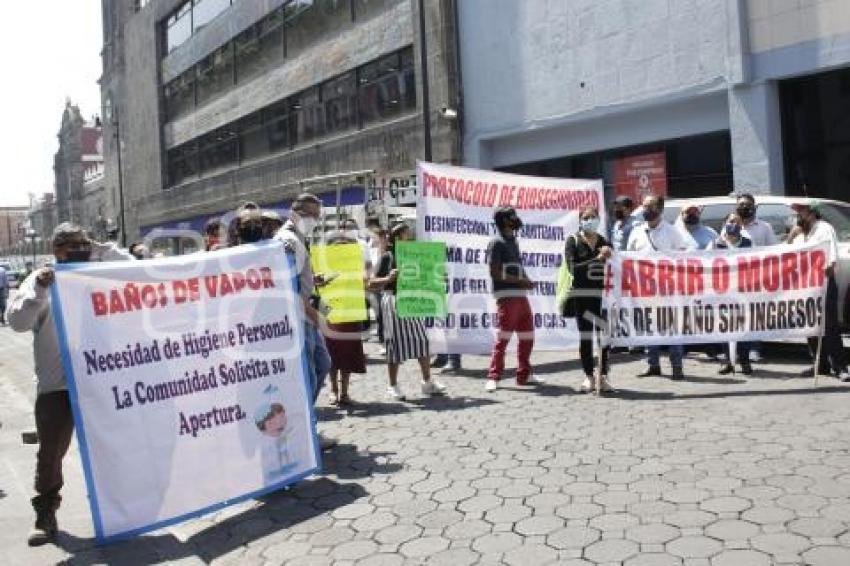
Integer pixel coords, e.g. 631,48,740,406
488,296,535,382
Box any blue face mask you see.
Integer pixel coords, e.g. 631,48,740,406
724,223,742,237
580,217,600,233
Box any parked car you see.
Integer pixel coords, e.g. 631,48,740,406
660,195,850,329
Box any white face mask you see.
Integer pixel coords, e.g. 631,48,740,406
295,216,317,235
580,217,600,233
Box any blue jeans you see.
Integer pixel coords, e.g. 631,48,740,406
305,323,331,404
648,345,683,369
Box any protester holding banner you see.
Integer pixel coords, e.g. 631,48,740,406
627,195,693,380
5,223,134,546
676,205,718,250
322,231,368,406
611,195,638,252
485,207,544,391
274,194,335,448
708,213,754,375
787,202,850,381
371,223,447,400
737,194,778,363
564,206,613,392
261,210,284,240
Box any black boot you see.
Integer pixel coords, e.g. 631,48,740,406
718,363,734,375
637,365,662,378
28,506,57,547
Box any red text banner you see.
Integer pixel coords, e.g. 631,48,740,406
606,242,829,346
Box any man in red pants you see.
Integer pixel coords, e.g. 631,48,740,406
485,207,544,391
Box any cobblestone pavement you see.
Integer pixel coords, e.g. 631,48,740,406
5,323,850,565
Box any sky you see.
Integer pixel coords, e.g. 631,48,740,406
0,2,103,207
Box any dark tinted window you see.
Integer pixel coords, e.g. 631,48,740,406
323,72,357,133
198,126,238,173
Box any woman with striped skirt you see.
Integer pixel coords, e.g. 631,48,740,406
370,223,447,400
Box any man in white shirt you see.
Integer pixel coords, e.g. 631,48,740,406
787,201,849,380
627,195,693,380
736,193,777,363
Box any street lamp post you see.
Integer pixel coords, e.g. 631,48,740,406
103,96,127,247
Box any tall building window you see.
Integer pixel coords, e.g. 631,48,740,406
323,72,357,133
238,113,269,160
235,8,284,84
196,45,234,105
285,0,352,59
266,101,294,152
165,47,417,187
358,49,415,125
167,142,199,185
164,72,196,121
353,0,397,21
166,3,192,53
198,125,238,173
192,0,231,34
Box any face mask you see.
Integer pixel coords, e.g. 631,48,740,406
643,208,660,222
684,213,700,226
724,223,741,237
295,216,318,235
737,205,755,220
580,217,600,233
59,250,91,263
614,209,625,221
239,224,264,243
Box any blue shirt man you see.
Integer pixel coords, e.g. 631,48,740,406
677,206,717,250
610,195,638,251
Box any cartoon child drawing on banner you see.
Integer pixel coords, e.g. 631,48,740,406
254,385,306,483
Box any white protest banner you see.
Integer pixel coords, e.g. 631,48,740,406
51,241,319,542
417,162,605,353
606,242,829,346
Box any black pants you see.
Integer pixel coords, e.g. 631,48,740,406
371,292,384,342
575,297,609,377
808,275,848,374
32,391,75,515
0,291,6,323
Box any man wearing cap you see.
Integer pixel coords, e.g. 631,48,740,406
787,201,850,381
627,194,694,380
6,223,134,546
610,196,638,252
677,205,718,250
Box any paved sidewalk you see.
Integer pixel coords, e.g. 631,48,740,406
4,324,850,565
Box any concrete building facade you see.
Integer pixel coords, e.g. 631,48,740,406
101,0,462,239
458,0,850,203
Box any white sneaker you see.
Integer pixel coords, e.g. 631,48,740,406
580,377,593,392
839,371,850,382
386,385,406,400
528,374,546,385
749,350,762,362
421,380,447,396
485,379,498,392
599,377,614,392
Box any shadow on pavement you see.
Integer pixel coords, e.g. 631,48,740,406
612,385,849,401
336,395,498,419
53,444,385,565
